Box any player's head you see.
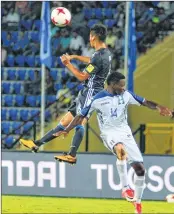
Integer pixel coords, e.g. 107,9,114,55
106,72,126,95
89,24,107,47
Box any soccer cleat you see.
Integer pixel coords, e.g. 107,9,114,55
19,139,39,153
54,153,77,165
122,188,134,201
133,202,142,214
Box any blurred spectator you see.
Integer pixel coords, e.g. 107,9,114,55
57,29,71,55
5,7,20,30
15,1,30,15
114,31,123,54
25,70,41,95
106,29,117,48
2,33,14,51
1,47,7,66
71,6,85,30
82,43,94,57
78,20,90,45
69,30,85,55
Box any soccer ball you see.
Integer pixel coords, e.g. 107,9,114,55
166,194,174,203
51,7,71,27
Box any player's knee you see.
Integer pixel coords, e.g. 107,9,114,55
75,125,85,137
134,163,145,176
115,143,126,160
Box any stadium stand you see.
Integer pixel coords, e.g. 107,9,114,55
1,1,174,149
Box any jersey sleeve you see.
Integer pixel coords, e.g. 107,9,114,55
84,54,100,75
80,100,96,118
128,91,145,106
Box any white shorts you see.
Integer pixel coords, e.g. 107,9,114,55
100,127,143,164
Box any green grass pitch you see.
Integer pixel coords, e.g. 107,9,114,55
2,195,174,213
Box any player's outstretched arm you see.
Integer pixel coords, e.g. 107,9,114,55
60,55,90,81
65,53,90,64
142,100,173,117
53,115,85,137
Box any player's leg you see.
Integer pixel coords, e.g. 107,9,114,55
131,162,145,214
113,143,134,201
123,137,145,214
20,112,74,152
55,88,92,164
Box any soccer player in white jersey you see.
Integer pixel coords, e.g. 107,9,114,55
54,72,173,214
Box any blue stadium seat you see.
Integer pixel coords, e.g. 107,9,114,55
104,8,113,18
2,122,11,134
30,109,39,121
33,20,41,31
66,82,75,89
104,19,116,28
20,109,30,121
9,109,19,121
50,69,58,81
2,31,7,42
61,70,68,79
77,84,84,91
1,109,8,121
18,69,27,80
30,31,40,42
13,82,23,94
12,122,23,134
45,110,51,121
7,69,16,80
4,95,14,106
15,55,25,67
6,55,15,67
52,56,58,67
28,69,35,81
11,31,19,43
2,82,12,94
23,121,34,133
94,8,103,19
84,8,93,19
52,38,60,48
26,95,37,107
54,83,63,91
47,95,57,105
101,1,109,8
15,95,25,107
2,95,5,106
87,19,99,28
20,20,33,30
35,55,41,67
37,95,41,107
25,55,35,67
4,136,14,148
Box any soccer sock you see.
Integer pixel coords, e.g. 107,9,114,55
116,159,129,189
68,125,85,157
35,123,65,146
134,174,145,203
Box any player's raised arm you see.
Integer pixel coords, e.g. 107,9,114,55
60,54,90,81
65,54,90,64
142,100,173,117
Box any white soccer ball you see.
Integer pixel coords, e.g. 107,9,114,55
166,194,174,203
51,7,71,27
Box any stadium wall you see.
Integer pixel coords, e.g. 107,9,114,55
2,151,174,200
128,34,174,154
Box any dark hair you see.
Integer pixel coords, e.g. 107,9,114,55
90,24,107,41
106,72,125,85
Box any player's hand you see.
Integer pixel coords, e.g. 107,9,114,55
53,130,69,138
60,54,70,66
157,105,173,117
65,53,75,61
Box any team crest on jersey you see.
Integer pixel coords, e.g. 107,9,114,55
86,64,94,73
